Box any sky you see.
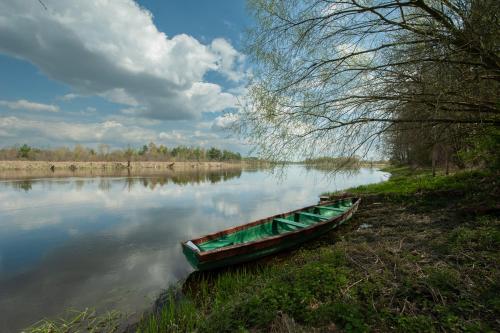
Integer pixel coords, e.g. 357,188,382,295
0,0,252,153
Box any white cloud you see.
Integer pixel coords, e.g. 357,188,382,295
185,82,239,113
0,0,247,120
99,88,139,106
0,116,156,144
59,93,80,101
212,112,239,130
159,131,183,141
210,38,246,82
0,99,59,112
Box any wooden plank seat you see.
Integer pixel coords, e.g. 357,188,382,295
274,218,308,228
315,206,345,212
299,212,329,220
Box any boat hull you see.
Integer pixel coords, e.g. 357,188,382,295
182,198,359,271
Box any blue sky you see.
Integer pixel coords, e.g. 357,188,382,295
0,0,252,153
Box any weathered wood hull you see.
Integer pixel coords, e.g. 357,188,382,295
182,198,360,270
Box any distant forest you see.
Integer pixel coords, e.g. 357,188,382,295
0,143,243,162
302,156,387,170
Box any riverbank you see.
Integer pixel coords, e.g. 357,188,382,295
0,160,246,171
135,166,499,332
0,160,254,181
24,166,499,332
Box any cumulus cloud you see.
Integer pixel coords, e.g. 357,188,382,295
59,93,80,101
0,99,59,112
212,112,239,130
0,0,246,120
0,116,157,144
0,115,243,150
210,38,246,82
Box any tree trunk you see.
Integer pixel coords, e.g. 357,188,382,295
445,148,449,175
432,145,438,177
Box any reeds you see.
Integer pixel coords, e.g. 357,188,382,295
23,308,122,333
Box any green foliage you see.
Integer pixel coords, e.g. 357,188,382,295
124,145,135,161
207,147,222,161
303,156,361,170
18,143,31,159
448,225,500,252
1,143,243,162
137,291,199,333
138,145,148,156
458,126,500,171
334,166,491,199
395,315,435,333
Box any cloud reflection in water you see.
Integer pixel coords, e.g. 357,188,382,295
0,166,388,331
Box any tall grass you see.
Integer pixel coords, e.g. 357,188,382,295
136,266,272,332
23,308,122,333
329,166,491,197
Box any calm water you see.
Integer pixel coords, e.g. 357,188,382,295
0,166,388,331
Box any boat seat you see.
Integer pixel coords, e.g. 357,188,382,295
299,212,329,220
274,218,308,228
315,206,345,212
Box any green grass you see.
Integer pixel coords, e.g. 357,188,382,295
23,308,122,333
335,166,490,197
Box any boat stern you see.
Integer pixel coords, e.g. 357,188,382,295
181,240,201,270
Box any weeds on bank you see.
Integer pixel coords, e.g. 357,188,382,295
23,308,122,333
337,166,494,200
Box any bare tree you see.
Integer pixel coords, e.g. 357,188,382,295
240,0,499,162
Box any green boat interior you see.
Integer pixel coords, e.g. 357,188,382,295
196,199,354,252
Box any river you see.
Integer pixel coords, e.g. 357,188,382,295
0,165,388,331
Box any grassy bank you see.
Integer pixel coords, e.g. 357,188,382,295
135,166,499,332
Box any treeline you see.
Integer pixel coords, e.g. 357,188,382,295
244,0,499,174
303,156,388,170
364,1,500,172
303,156,361,168
0,143,242,162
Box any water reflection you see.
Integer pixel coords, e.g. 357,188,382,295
1,168,243,193
0,166,388,332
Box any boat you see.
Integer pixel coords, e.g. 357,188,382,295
181,197,360,270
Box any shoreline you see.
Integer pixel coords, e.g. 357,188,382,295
0,161,250,181
22,166,500,332
0,160,246,171
0,160,385,171
133,166,499,332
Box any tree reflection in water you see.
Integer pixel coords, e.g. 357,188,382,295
3,168,243,192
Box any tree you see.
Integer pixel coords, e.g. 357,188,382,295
124,145,135,167
73,144,88,161
18,144,31,159
207,147,222,161
138,145,148,156
241,0,499,163
97,143,110,160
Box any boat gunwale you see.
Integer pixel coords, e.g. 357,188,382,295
182,197,360,262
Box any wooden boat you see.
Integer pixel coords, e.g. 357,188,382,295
182,197,360,270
